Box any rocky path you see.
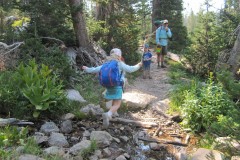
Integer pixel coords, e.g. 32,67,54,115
122,50,172,112
107,50,197,160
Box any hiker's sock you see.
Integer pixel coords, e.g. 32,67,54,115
107,111,113,118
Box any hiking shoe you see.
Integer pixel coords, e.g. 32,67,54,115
112,112,119,118
161,65,167,68
149,76,152,79
102,113,110,129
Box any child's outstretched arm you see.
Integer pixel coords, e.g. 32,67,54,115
149,53,153,60
82,66,102,73
119,61,142,73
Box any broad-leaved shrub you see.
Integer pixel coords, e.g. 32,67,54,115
181,74,235,133
15,59,66,118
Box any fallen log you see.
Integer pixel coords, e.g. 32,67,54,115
169,134,183,138
185,134,190,144
0,42,24,56
0,118,17,126
0,118,34,127
110,118,158,128
167,52,181,62
138,137,188,147
154,125,162,136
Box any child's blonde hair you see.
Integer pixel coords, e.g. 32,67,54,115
107,48,122,61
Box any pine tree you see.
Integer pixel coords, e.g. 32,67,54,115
134,0,152,38
185,10,198,34
93,0,141,64
13,0,75,45
185,0,221,76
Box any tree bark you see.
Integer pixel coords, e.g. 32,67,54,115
110,118,158,128
227,26,240,76
239,0,240,11
68,0,89,48
0,9,3,35
152,0,160,32
138,137,188,146
216,25,240,79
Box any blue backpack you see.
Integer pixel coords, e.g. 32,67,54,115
99,60,123,87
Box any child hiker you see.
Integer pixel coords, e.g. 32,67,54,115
82,48,142,129
142,44,152,79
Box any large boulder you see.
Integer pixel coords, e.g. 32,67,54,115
90,131,113,148
122,91,156,110
69,140,91,155
191,148,225,160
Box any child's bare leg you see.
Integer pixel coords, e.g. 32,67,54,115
143,69,147,79
102,99,121,129
110,99,122,113
148,68,152,79
160,55,165,67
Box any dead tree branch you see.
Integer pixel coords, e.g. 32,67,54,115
0,42,24,56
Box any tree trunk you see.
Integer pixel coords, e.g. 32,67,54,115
0,10,3,35
216,25,240,79
0,0,4,35
152,0,160,32
68,0,89,48
239,0,240,11
95,3,105,21
227,25,240,76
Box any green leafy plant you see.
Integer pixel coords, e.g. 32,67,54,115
216,69,240,103
0,126,28,148
15,59,66,118
0,71,21,115
168,61,201,113
181,74,235,133
168,82,193,113
20,39,74,87
22,137,42,155
80,140,98,159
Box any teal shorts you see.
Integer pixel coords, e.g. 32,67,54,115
104,86,123,100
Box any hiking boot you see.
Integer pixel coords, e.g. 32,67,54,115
161,65,167,68
149,76,152,79
102,113,111,129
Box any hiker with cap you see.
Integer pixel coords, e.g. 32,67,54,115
82,48,142,129
142,44,152,79
155,19,172,68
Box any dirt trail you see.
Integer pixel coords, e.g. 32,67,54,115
121,48,173,115
118,49,197,159
125,50,172,103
